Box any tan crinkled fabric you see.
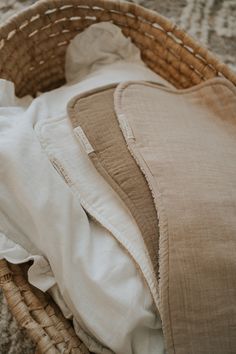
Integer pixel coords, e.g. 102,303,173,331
114,78,236,354
68,85,159,277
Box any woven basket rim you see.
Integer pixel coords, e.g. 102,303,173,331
0,0,173,33
0,0,235,92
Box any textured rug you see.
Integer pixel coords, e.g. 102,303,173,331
0,0,235,353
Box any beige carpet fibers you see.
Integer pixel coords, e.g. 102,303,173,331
0,0,235,353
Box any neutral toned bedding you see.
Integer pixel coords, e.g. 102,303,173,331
0,22,168,354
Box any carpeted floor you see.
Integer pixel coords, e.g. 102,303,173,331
0,0,235,353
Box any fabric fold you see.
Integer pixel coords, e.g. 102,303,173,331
35,114,164,354
67,84,160,278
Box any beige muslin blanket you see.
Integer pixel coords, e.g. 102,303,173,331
68,85,159,277
67,77,236,354
114,78,236,354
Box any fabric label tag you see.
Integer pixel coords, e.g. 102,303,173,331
118,113,135,140
74,126,95,154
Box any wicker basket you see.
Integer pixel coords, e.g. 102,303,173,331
0,0,235,353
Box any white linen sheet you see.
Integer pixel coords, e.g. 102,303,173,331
0,22,167,353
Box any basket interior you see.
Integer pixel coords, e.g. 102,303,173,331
0,0,235,97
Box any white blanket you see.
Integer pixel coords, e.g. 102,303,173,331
0,23,167,354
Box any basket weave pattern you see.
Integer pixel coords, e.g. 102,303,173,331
0,0,235,98
0,0,235,353
0,259,90,354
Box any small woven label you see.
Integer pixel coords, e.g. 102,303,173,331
74,126,94,155
118,113,135,140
